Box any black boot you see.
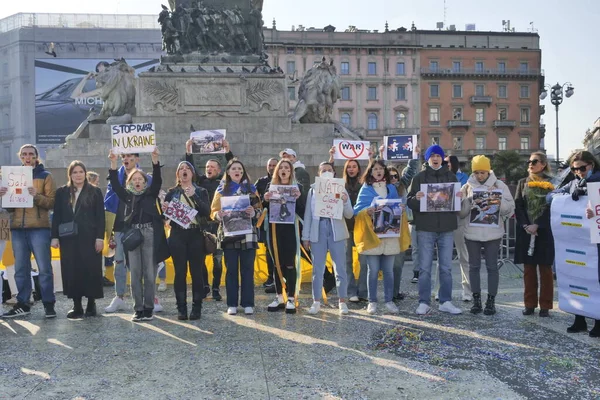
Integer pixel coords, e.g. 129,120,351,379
470,293,483,314
189,292,203,320
483,294,496,315
589,320,600,338
67,298,84,319
176,291,188,321
567,315,587,333
85,298,97,317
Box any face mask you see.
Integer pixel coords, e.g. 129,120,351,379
320,171,334,179
430,164,442,171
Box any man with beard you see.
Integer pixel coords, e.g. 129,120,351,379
186,139,234,301
255,158,278,291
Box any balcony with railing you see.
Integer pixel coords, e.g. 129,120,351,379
447,120,471,128
470,96,493,105
493,120,517,129
420,67,543,80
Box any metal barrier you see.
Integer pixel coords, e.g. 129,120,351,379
497,215,523,274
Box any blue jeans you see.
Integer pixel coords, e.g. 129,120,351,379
346,236,368,298
393,252,406,296
12,228,55,304
113,231,129,297
410,224,419,272
365,254,395,303
224,248,256,307
417,231,454,305
310,219,348,300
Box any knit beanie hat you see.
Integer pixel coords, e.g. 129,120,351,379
424,145,445,161
471,155,491,172
177,161,196,175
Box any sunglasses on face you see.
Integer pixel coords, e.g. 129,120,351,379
390,174,399,179
527,159,541,166
571,165,589,173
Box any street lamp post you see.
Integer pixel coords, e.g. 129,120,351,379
540,82,575,167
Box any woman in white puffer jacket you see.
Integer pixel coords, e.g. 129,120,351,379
459,155,515,316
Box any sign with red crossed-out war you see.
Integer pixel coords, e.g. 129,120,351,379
332,139,371,160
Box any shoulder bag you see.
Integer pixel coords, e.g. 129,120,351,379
122,200,144,252
58,193,80,237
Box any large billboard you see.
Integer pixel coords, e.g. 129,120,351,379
34,58,159,145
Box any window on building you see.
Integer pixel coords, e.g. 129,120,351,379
368,113,378,130
475,62,484,72
341,48,350,55
453,136,463,150
286,47,295,54
520,85,530,98
429,107,440,125
396,62,405,75
430,136,440,145
475,84,485,96
498,137,507,150
519,62,529,72
286,61,296,74
476,136,486,150
498,84,507,98
520,108,530,124
452,107,463,120
452,84,463,98
368,62,377,75
369,48,377,55
475,108,485,124
396,86,406,100
367,86,377,100
340,62,350,75
497,107,508,120
396,112,407,128
498,62,506,72
341,113,351,127
430,84,439,97
429,61,439,71
288,87,296,100
452,61,461,72
520,136,530,150
314,48,323,54
341,86,351,100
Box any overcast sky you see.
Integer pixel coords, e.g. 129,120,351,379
2,0,598,161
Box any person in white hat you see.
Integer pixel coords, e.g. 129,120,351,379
280,149,310,203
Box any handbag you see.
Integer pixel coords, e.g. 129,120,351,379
58,221,78,237
203,231,218,254
122,200,144,252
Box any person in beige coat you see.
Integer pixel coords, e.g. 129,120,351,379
459,155,515,315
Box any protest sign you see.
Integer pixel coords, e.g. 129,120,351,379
383,135,418,160
469,189,503,227
372,199,403,238
420,183,461,212
1,166,33,208
190,129,226,154
111,123,156,154
164,197,198,229
221,195,252,236
0,212,10,241
332,139,371,160
551,195,600,319
588,182,600,243
314,177,346,220
268,185,297,224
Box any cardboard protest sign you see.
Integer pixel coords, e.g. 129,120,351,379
420,183,461,212
1,166,33,208
190,130,227,154
314,177,346,220
332,139,371,160
268,185,297,224
111,123,156,154
588,182,600,243
469,189,503,227
383,135,418,160
221,195,252,236
164,197,198,229
372,199,403,238
0,212,10,240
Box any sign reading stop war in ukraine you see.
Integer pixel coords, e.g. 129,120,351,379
332,139,371,160
1,166,33,208
111,123,156,154
314,177,346,220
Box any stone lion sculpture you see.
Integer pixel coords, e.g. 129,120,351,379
291,57,341,124
94,59,136,124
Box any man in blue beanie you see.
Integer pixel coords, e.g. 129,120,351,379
407,144,463,315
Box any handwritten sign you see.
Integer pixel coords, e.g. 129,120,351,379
383,135,418,161
0,212,10,240
314,177,346,220
587,182,600,243
111,123,156,154
164,198,198,229
1,166,33,208
332,139,371,160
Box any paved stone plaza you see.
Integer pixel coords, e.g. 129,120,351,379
1,261,599,400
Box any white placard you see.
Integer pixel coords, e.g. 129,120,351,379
332,139,371,160
164,197,198,229
111,123,156,154
1,166,33,208
190,129,227,154
550,195,600,319
314,177,346,220
588,182,600,243
419,182,461,212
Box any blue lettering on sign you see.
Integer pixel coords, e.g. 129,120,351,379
566,249,586,255
561,214,583,220
569,284,588,291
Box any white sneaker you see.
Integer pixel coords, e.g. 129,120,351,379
462,291,473,302
339,302,349,315
105,296,126,313
439,301,463,315
285,298,296,314
157,281,167,292
227,307,237,315
267,295,285,312
308,302,321,315
153,297,163,312
416,303,432,315
244,307,254,315
348,296,359,303
385,301,399,314
367,302,377,315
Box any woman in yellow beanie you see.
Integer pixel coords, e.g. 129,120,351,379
459,155,515,315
